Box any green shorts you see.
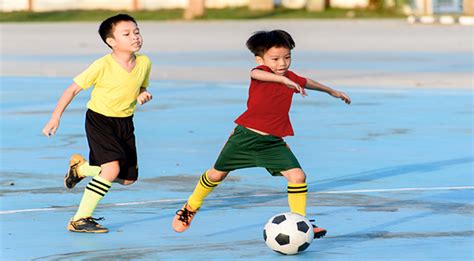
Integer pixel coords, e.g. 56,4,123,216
214,125,301,176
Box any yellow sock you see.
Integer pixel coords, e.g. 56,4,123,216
78,162,101,177
287,182,307,216
73,175,111,220
187,171,221,210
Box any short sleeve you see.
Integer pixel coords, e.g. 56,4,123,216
285,70,307,93
252,65,273,73
73,60,102,90
141,57,151,88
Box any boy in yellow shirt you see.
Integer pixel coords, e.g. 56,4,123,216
42,14,152,233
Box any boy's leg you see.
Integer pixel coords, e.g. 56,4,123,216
172,168,227,232
261,140,325,241
65,154,101,189
187,169,227,210
68,160,118,233
287,181,308,216
281,168,326,238
113,178,136,185
281,168,307,216
78,162,102,177
258,138,309,217
172,126,256,233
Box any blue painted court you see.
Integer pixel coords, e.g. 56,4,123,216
1,75,472,260
1,20,473,260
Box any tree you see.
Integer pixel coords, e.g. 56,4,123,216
368,0,383,10
184,0,205,20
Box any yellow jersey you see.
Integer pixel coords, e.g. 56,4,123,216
74,53,151,117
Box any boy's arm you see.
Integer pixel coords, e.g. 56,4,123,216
305,78,351,104
42,82,83,137
251,69,306,96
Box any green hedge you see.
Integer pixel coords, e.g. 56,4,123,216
0,7,405,22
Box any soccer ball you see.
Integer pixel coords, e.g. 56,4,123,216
263,212,314,255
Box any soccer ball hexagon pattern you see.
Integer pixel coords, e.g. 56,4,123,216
263,212,314,255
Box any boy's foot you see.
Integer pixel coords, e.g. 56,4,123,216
65,154,86,189
172,204,198,233
310,220,327,239
67,217,108,233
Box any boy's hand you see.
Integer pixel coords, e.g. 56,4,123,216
282,77,307,97
137,91,152,105
331,90,351,104
42,118,60,137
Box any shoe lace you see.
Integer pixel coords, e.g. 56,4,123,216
176,208,195,225
85,217,105,224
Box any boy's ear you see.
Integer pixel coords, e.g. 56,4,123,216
255,56,264,65
106,37,115,48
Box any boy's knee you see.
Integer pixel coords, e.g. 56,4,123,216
122,180,136,186
282,168,306,183
113,178,136,185
207,168,228,182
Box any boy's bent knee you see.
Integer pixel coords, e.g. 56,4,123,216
207,168,229,182
122,180,136,185
281,168,306,183
114,178,136,185
100,161,121,182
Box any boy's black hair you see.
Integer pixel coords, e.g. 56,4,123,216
246,30,295,57
98,14,137,49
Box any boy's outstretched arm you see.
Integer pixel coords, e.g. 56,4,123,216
251,69,307,97
42,82,83,137
305,78,351,104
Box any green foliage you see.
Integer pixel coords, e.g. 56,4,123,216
199,7,405,19
0,9,183,22
0,7,405,23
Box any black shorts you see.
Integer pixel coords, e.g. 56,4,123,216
85,109,138,181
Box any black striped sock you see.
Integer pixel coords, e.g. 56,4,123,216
86,176,111,196
287,183,308,194
73,176,112,220
199,172,219,189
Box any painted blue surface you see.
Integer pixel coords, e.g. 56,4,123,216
3,50,472,73
0,77,473,260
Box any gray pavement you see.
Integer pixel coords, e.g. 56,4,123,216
1,19,473,89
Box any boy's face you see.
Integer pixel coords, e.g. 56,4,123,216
106,21,142,53
256,46,292,76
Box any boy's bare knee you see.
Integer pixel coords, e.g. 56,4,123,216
113,178,136,185
122,180,136,186
207,168,228,182
100,161,121,182
281,168,306,183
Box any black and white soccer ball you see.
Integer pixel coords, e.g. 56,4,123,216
263,212,314,255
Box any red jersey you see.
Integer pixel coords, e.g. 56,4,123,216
234,65,307,137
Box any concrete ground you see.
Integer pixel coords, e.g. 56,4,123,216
0,20,473,260
1,19,472,89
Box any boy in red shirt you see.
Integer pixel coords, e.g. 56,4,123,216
172,30,351,238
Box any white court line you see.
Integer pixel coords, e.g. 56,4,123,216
315,186,474,194
1,186,473,215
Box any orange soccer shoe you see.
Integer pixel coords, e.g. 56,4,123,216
172,204,198,233
310,220,327,239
